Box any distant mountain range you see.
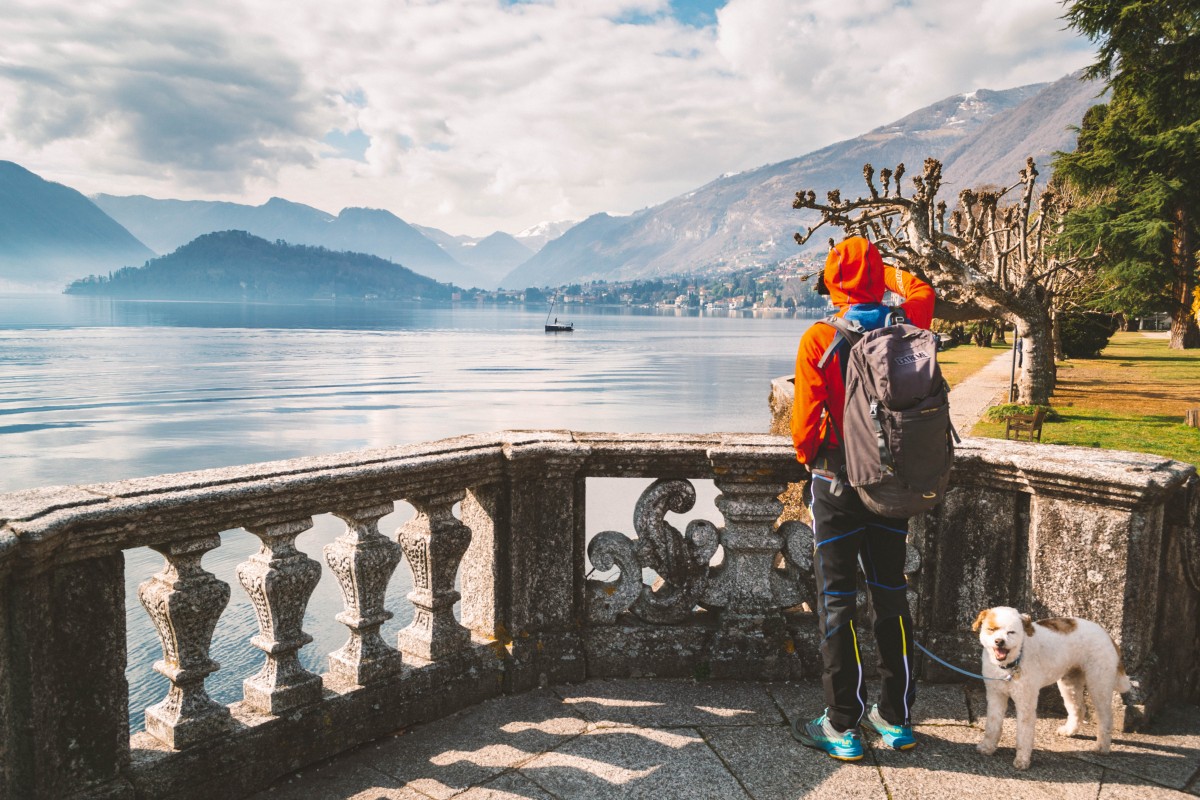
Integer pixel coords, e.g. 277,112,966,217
0,162,155,289
90,195,508,289
65,230,453,302
503,71,1104,288
1,70,1104,293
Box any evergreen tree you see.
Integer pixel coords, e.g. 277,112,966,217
1054,0,1200,348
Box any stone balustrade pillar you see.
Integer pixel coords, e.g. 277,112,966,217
397,490,472,661
138,533,232,749
324,503,405,688
703,447,807,624
701,445,808,679
237,518,323,714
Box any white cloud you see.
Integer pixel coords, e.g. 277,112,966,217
0,0,1095,235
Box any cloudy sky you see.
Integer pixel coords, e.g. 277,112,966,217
1,0,1096,237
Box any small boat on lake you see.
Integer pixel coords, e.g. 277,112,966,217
544,299,574,332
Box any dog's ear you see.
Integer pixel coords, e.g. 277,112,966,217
971,609,989,632
1021,614,1035,637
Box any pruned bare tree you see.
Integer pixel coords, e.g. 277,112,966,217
793,157,1093,405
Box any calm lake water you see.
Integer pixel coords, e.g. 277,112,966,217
0,293,814,730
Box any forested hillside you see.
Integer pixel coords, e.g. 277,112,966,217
65,231,455,302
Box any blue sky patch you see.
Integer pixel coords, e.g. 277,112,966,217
669,0,724,27
612,0,725,28
322,128,370,162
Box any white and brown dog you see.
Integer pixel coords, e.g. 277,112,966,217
972,606,1131,770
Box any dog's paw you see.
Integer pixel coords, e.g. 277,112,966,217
1056,722,1079,737
1013,754,1031,770
1094,742,1112,755
977,742,997,756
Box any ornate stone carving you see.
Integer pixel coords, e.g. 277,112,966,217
703,474,809,620
324,503,405,687
237,518,323,714
396,490,472,661
775,518,816,608
586,479,720,624
138,533,232,749
585,530,642,624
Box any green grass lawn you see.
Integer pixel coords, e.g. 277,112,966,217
972,332,1200,465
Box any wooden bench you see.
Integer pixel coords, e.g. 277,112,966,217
1005,408,1047,441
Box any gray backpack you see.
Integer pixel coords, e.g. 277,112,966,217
818,311,956,518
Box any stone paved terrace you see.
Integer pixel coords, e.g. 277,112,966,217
252,678,1200,799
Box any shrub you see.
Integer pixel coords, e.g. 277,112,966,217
984,404,1061,423
1059,312,1117,358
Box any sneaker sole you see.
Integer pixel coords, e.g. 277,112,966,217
791,720,864,761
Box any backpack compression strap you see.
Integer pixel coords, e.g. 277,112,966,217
816,316,866,370
868,399,896,475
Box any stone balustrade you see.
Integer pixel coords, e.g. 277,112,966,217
1,425,1197,800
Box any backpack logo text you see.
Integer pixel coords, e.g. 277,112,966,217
894,351,930,366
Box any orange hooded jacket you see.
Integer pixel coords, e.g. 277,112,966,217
790,237,935,465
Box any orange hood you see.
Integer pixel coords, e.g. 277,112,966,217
823,237,886,307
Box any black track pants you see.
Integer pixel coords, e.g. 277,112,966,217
809,474,917,732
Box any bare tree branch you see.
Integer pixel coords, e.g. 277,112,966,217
790,156,1098,404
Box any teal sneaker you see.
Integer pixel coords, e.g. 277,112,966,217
791,710,863,761
864,704,916,750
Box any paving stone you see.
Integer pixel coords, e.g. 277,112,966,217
1069,704,1200,792
332,688,587,800
554,678,781,729
875,722,1104,799
703,722,886,800
910,682,973,725
765,680,829,724
516,725,751,800
1098,773,1194,798
248,758,424,800
457,771,562,799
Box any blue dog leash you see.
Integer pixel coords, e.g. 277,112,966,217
915,641,1013,682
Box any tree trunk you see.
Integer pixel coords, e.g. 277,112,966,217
1051,307,1065,361
1169,204,1199,349
1169,313,1200,349
1015,312,1056,405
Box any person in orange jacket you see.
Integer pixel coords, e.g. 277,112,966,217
789,236,936,761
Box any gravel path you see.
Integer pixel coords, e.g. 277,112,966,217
948,349,1015,435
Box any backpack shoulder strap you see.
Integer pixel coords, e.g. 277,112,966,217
816,316,866,369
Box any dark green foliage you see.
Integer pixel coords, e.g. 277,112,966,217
65,230,455,302
1054,0,1200,346
1059,311,1118,357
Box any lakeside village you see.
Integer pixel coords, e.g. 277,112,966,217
453,261,834,313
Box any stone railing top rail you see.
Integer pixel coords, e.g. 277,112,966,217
1,429,1192,573
0,431,802,570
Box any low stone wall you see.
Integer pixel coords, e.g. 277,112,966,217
1,421,1196,799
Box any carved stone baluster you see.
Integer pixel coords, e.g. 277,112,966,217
703,473,792,625
237,518,323,714
324,503,405,688
397,490,472,661
138,533,232,749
